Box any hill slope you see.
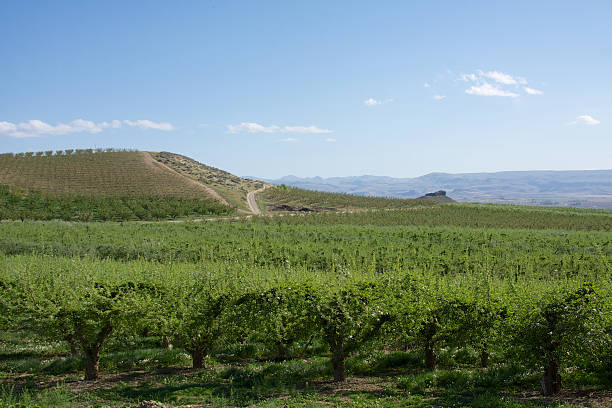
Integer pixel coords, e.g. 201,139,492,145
152,151,267,211
0,150,220,199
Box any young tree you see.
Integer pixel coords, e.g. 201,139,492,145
156,274,236,369
3,257,147,380
309,279,392,381
237,283,315,361
508,284,605,395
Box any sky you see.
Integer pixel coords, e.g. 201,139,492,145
1,1,610,178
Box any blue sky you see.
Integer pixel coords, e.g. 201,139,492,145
1,1,610,178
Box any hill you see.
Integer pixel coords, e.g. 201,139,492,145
258,170,612,209
151,151,267,211
259,185,440,213
0,149,220,199
418,190,456,203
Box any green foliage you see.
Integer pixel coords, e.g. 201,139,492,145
506,283,609,394
256,203,612,231
0,202,610,398
0,185,233,221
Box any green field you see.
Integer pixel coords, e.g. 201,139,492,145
0,203,611,407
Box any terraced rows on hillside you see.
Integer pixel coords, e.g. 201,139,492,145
0,151,218,199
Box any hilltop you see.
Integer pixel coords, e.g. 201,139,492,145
0,149,219,199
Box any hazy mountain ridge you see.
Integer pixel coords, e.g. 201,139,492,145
254,170,612,209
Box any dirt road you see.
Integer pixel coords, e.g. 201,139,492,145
247,185,269,215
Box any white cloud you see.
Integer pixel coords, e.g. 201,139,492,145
0,118,174,138
568,115,600,126
465,83,519,98
325,137,337,142
424,82,431,88
226,122,280,133
524,87,543,95
456,70,536,99
283,126,333,134
481,70,519,85
433,94,446,100
0,119,104,138
279,137,299,142
460,73,478,82
364,98,381,106
123,119,173,131
226,122,332,134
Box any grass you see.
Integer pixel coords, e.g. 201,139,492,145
1,338,608,407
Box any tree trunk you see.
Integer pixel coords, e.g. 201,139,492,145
330,336,346,382
190,349,205,369
84,349,100,381
480,349,489,368
425,341,436,370
541,359,562,395
75,319,113,381
331,349,346,382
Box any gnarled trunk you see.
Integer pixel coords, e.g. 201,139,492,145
190,349,205,369
329,336,346,382
84,348,100,381
331,349,346,382
75,319,113,381
541,359,561,396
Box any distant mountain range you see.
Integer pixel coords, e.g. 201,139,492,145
252,170,612,209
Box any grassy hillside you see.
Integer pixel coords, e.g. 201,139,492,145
260,185,440,212
0,150,219,199
152,151,267,211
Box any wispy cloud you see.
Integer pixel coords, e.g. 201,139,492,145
457,70,540,98
423,82,431,88
324,137,337,142
279,137,299,142
568,115,600,126
364,98,393,106
226,122,332,134
524,87,543,95
283,126,333,134
433,94,446,100
0,118,172,138
481,70,526,85
227,123,280,133
123,120,173,131
465,83,519,98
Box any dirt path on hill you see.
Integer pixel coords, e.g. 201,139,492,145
247,185,270,214
142,152,230,206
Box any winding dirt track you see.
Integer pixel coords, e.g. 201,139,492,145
247,185,269,215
